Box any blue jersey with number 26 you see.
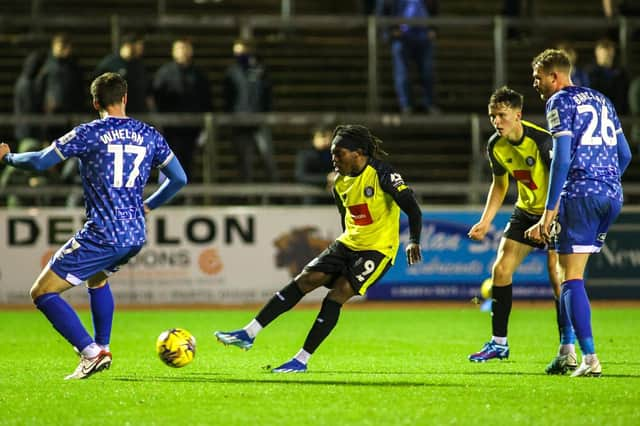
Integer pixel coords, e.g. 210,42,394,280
545,86,624,202
52,116,174,246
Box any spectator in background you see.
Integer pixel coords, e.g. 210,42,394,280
36,33,86,142
603,0,640,19
153,38,212,181
602,1,640,39
3,50,50,207
556,42,590,87
376,0,440,114
223,37,278,182
95,33,153,114
14,50,47,142
295,125,335,203
587,38,629,115
502,0,535,40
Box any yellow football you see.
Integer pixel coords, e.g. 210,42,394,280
481,278,493,299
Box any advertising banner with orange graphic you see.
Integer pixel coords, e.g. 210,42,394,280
0,207,339,305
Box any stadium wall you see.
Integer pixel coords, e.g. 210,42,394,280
1,206,639,305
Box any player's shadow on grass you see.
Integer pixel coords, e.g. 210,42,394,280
112,375,464,387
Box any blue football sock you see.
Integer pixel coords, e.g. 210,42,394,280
88,283,114,347
558,296,576,345
562,279,595,355
34,293,93,351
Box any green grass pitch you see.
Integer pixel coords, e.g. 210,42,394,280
1,304,639,425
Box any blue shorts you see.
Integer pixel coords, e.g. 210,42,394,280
553,195,622,254
49,236,143,285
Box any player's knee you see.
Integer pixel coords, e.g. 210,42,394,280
492,262,513,283
327,281,355,305
87,275,108,289
295,271,327,294
29,282,48,301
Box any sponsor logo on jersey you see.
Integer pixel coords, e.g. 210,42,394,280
513,170,538,190
57,130,76,145
547,108,561,128
348,203,373,225
390,173,405,187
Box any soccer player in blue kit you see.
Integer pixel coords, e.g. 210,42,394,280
525,49,632,377
0,72,187,379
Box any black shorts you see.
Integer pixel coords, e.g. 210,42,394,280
503,207,545,249
304,240,392,295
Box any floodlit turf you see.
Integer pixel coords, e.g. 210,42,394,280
1,304,639,425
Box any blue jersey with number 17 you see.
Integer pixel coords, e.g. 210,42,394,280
545,86,624,202
52,116,174,246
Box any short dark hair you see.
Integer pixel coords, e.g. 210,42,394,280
332,124,387,159
312,124,332,135
234,37,255,51
51,33,71,48
531,49,572,74
120,33,143,47
90,72,128,109
173,37,192,46
488,86,523,110
595,38,615,50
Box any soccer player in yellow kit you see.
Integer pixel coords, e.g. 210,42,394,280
215,124,423,372
467,87,576,372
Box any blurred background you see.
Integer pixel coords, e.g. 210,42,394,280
1,0,639,304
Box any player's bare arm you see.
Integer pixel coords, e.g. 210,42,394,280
0,142,10,161
469,173,508,241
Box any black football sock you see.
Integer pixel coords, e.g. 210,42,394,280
255,281,304,327
302,298,342,354
491,284,513,339
554,298,562,343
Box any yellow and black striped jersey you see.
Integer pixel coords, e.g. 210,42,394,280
487,120,553,215
333,158,411,263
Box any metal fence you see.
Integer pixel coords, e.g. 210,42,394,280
1,9,639,205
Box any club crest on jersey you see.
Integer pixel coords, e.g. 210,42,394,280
364,186,374,197
526,156,535,166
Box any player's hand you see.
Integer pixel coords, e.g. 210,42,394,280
524,221,544,243
525,209,557,244
467,222,489,241
0,142,11,162
406,242,422,266
143,204,151,216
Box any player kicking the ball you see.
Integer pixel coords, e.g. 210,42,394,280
215,124,423,373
